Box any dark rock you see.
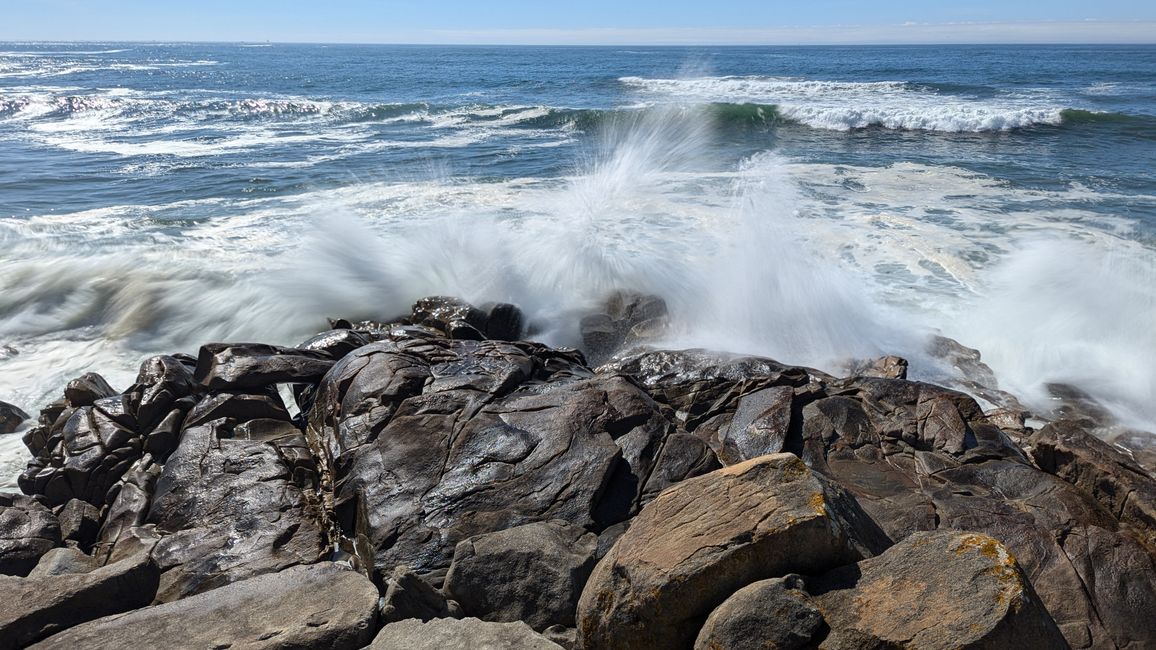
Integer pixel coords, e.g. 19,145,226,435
0,493,60,576
810,530,1068,650
444,520,597,631
693,575,825,650
381,565,462,623
29,563,378,650
575,454,888,650
63,373,116,409
131,355,198,432
27,547,98,578
18,405,140,507
369,617,564,650
639,433,721,502
543,625,576,650
145,419,326,601
299,328,372,358
411,296,489,340
484,302,525,341
56,499,100,549
848,355,909,380
600,348,820,431
182,391,291,429
1029,420,1156,553
309,337,668,579
715,384,794,464
0,553,159,649
0,401,28,434
194,342,335,392
580,292,669,364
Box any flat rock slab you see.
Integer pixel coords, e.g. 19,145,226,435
0,554,158,649
576,453,887,650
370,617,563,650
811,530,1068,650
30,563,378,650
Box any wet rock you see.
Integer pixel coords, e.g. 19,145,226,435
131,355,198,432
381,565,462,623
810,530,1068,650
194,342,335,392
0,494,60,576
847,354,909,380
18,405,140,507
310,337,668,579
639,433,721,502
580,292,669,364
26,547,98,578
0,553,159,649
0,401,27,434
182,391,291,429
715,384,794,464
145,419,326,601
299,328,372,358
575,454,887,650
29,563,378,650
1029,420,1156,553
600,348,819,431
693,575,825,650
369,617,564,650
444,520,598,631
63,373,116,409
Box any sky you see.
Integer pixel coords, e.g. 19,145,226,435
3,0,1155,45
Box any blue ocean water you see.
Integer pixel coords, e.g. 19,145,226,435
1,43,1155,481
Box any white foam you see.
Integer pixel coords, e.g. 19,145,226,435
620,75,1069,132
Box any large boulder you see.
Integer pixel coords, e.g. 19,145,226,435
0,553,159,649
811,530,1068,649
309,337,673,580
29,563,378,650
0,494,60,576
380,565,462,623
370,617,563,650
444,520,598,631
575,453,888,650
143,419,326,601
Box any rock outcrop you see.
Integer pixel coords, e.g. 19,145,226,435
3,296,1152,650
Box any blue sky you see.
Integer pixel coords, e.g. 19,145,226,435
4,0,1155,44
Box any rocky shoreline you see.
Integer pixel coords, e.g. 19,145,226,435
1,294,1154,649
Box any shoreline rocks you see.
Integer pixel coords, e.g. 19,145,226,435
0,295,1152,649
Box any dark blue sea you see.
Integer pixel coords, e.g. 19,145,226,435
2,43,1155,481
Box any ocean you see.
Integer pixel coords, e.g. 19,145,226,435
2,42,1155,486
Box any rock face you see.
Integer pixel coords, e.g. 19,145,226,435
0,553,159,649
576,453,887,650
309,335,676,580
5,296,1155,650
444,520,598,631
811,530,1069,649
369,617,563,650
0,494,60,577
29,563,379,650
144,418,327,601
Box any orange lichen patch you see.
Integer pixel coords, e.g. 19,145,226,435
809,492,827,515
954,534,1018,567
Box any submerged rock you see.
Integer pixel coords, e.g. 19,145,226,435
0,401,28,434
